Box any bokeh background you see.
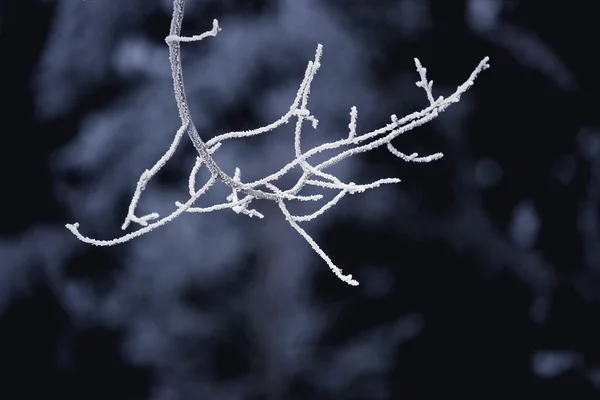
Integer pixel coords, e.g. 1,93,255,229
1,0,599,399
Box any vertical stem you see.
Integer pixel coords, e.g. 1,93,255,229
168,1,211,167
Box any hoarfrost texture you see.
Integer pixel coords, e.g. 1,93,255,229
65,0,489,287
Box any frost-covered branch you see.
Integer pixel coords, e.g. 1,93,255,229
66,0,490,286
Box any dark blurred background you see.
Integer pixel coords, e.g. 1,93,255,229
1,0,599,399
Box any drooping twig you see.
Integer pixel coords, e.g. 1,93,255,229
66,0,490,286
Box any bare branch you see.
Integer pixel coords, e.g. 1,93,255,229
66,0,490,286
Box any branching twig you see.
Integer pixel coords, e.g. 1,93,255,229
66,0,490,286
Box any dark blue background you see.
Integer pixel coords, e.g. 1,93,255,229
1,1,599,399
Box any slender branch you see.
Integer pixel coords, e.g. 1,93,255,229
167,0,278,201
66,0,490,285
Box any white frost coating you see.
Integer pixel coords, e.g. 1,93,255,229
66,0,490,286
